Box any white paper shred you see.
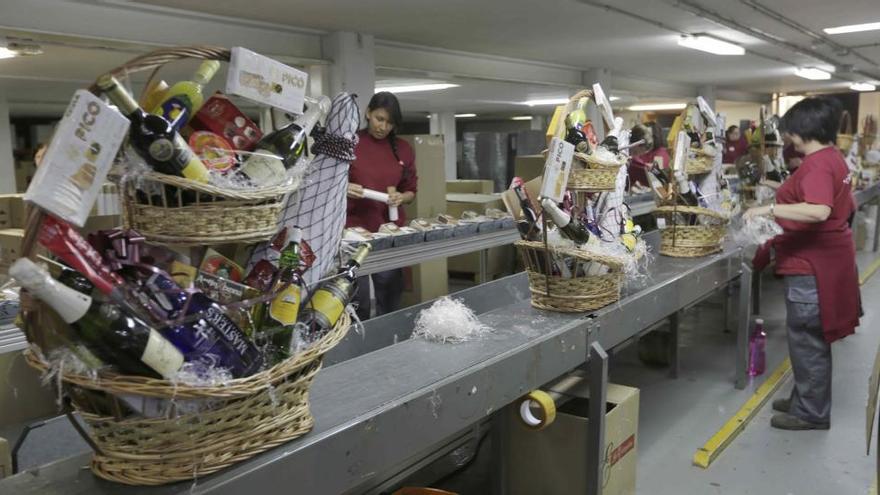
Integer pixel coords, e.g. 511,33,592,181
412,297,490,343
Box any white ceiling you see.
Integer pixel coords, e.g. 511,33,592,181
0,0,878,118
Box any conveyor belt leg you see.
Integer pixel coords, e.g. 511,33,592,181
668,311,681,379
587,342,608,495
490,407,510,495
736,263,754,390
873,200,880,252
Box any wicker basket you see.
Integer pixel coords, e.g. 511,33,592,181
685,152,714,175
100,46,302,246
24,313,350,486
838,110,854,152
516,240,624,312
653,206,728,258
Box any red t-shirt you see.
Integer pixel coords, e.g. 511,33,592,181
783,143,805,166
722,137,748,164
774,146,855,275
347,130,418,232
628,147,670,190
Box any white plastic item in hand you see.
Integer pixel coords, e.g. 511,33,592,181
246,93,359,287
360,187,399,222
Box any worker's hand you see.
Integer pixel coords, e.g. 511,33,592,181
388,190,404,207
347,183,364,199
743,205,770,221
789,157,803,169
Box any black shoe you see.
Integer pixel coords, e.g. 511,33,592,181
770,413,829,431
772,398,790,413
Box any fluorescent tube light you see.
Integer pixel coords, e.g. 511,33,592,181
375,83,459,94
511,116,533,121
522,98,569,106
851,82,877,92
0,47,17,59
609,96,621,101
678,35,745,56
795,67,832,80
627,103,687,111
455,113,477,118
824,22,880,35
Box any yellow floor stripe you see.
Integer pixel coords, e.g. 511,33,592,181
860,257,880,286
693,358,792,469
870,476,877,495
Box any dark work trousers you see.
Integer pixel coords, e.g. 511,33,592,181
784,275,832,425
355,269,404,321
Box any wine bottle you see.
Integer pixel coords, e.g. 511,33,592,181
513,185,540,241
541,199,592,245
299,244,371,339
239,96,331,186
565,97,589,130
674,171,700,207
150,60,220,131
97,74,210,183
256,228,306,362
10,258,184,379
144,272,264,378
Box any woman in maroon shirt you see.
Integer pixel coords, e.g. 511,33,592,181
745,97,860,431
627,122,670,191
347,92,418,319
722,125,748,164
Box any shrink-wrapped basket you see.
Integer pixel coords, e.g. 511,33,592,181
653,206,728,258
685,150,715,175
515,240,624,312
100,46,302,246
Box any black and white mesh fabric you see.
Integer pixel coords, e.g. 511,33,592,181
247,93,360,287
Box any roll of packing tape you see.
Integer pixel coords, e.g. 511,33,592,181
518,390,556,431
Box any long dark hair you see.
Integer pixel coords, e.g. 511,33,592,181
367,92,404,164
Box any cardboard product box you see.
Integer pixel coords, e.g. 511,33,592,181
14,160,37,193
0,194,25,229
514,155,545,184
507,381,639,495
401,259,448,308
0,229,25,273
0,352,57,435
446,179,494,195
446,193,504,220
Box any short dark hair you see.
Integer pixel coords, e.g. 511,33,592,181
780,97,842,145
631,121,664,151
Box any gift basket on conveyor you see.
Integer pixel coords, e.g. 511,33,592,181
11,45,367,485
507,85,648,313
650,98,730,258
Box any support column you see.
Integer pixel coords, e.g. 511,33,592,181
529,115,546,131
321,32,375,116
697,85,717,110
584,68,611,140
430,111,457,180
0,92,15,194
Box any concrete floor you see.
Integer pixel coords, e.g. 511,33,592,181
610,250,880,495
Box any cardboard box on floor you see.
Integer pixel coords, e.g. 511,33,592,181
446,192,513,280
507,381,639,495
400,135,448,305
446,180,494,195
514,155,546,183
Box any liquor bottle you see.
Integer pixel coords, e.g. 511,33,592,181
541,199,591,246
513,185,540,241
565,97,589,130
97,74,210,183
150,61,220,131
257,229,307,362
299,244,372,339
239,96,332,186
748,318,766,376
674,171,700,207
144,272,264,378
10,258,184,379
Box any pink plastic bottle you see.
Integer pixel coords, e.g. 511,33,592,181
748,318,766,376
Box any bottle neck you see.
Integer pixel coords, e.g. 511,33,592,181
100,77,141,116
29,273,92,323
541,199,571,228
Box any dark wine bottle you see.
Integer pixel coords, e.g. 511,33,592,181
11,258,184,379
513,185,540,241
541,199,591,246
299,244,371,339
96,74,210,183
256,228,307,362
239,96,331,186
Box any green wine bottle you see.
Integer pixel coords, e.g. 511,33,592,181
299,244,371,339
10,258,185,379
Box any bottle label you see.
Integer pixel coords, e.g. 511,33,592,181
148,138,174,162
308,288,345,328
241,150,286,185
269,284,302,326
141,330,184,379
157,95,193,130
172,134,210,182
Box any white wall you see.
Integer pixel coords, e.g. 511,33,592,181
716,100,764,128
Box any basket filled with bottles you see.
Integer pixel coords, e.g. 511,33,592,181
9,44,368,485
92,46,331,246
550,90,628,193
13,217,371,485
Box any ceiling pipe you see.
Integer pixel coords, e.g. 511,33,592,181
663,0,880,81
739,0,878,68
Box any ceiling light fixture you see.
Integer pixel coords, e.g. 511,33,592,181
375,83,459,94
794,67,832,80
678,34,745,56
824,21,880,35
455,113,477,118
851,82,877,92
627,103,687,111
609,96,621,101
522,98,569,106
511,116,533,121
